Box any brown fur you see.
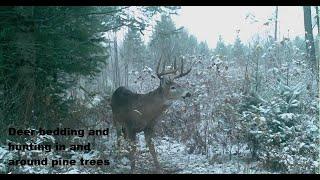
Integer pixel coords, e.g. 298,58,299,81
111,78,190,173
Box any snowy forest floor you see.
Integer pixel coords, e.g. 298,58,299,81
110,134,269,174
0,128,273,174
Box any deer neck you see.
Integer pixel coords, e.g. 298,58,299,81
146,86,172,111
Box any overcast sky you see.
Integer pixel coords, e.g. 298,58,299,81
167,6,306,49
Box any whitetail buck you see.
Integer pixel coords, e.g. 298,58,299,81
111,56,192,173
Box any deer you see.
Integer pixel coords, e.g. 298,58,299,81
110,56,192,173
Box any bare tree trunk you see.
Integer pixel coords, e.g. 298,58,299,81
316,6,319,34
303,6,317,72
254,50,260,92
316,6,320,90
111,39,116,89
124,56,129,87
113,32,121,88
274,6,278,41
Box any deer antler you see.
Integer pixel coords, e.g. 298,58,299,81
173,56,192,79
156,55,178,79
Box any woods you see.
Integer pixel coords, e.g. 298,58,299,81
0,6,319,174
0,6,177,141
303,6,317,72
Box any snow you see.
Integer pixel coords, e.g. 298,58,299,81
279,113,295,121
121,134,268,174
63,169,82,174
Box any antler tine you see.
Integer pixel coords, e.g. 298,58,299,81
156,56,179,78
162,58,166,74
181,57,184,74
173,56,192,79
174,57,177,70
156,55,163,78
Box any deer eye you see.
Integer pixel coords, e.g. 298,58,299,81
170,86,176,90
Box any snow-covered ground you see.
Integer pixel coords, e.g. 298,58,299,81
111,134,269,174
0,133,285,174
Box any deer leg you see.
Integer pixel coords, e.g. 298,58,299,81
114,124,125,161
127,131,137,173
144,130,161,172
113,115,122,150
116,127,122,149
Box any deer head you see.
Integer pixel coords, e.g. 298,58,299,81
156,55,192,102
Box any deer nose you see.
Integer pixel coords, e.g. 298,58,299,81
183,92,191,99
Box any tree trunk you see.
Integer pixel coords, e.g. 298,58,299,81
274,6,278,41
124,55,129,87
316,6,319,34
303,6,317,72
113,32,121,88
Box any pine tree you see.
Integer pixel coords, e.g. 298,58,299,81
0,6,173,142
214,35,228,60
121,28,147,69
197,41,211,56
232,35,245,65
149,15,179,63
